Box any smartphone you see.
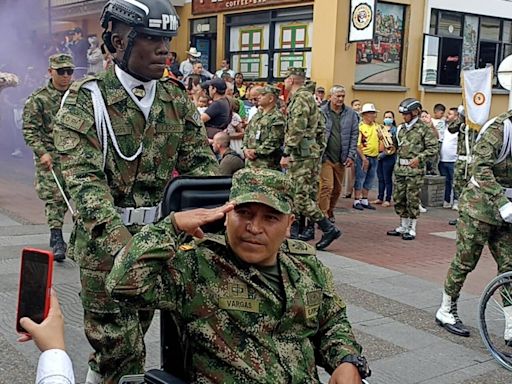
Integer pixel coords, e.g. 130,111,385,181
16,248,54,333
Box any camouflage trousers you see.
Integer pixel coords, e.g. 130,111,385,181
34,162,68,229
444,212,512,300
393,174,423,219
453,160,470,199
289,157,324,222
81,267,154,383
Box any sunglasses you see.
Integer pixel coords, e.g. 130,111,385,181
56,68,74,76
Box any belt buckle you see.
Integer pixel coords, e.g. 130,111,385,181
131,208,145,226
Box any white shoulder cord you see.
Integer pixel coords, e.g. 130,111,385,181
83,81,143,169
477,116,512,165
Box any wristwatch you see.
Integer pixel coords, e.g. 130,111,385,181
340,354,371,379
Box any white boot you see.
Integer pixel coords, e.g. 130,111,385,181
402,218,415,240
435,291,470,337
85,368,103,384
387,218,409,236
503,306,512,343
409,219,417,237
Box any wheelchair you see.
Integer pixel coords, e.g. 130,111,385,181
120,176,233,384
478,271,512,371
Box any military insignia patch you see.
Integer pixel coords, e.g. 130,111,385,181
178,244,194,251
228,282,248,298
54,130,80,151
62,114,86,132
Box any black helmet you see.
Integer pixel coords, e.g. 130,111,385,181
101,0,180,38
398,98,422,114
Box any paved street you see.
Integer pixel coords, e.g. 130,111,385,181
1,150,512,383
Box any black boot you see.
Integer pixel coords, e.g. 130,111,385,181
449,219,458,226
298,221,315,241
50,228,66,262
435,292,470,337
315,218,341,250
290,217,300,239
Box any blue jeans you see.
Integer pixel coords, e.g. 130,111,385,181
355,155,378,191
377,154,396,201
439,161,456,202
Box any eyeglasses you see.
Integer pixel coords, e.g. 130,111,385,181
56,68,74,76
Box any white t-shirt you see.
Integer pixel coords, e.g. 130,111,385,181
432,118,446,142
440,127,458,162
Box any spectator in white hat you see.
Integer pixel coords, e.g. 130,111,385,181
353,103,380,211
179,47,214,79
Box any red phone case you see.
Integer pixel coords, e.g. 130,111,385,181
16,248,54,334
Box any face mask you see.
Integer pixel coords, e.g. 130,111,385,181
383,117,393,126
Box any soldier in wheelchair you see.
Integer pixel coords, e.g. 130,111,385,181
107,168,370,383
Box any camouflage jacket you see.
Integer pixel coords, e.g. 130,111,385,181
394,118,438,177
106,220,362,383
285,87,326,159
460,111,512,225
52,68,218,269
447,118,477,158
22,80,66,158
243,106,285,170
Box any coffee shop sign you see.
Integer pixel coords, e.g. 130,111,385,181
192,0,306,14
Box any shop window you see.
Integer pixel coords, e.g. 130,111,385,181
354,2,406,85
226,7,313,82
422,10,512,87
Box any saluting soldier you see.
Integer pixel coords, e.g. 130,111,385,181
22,53,75,262
280,67,340,250
243,85,285,170
436,110,512,338
51,0,218,382
386,98,438,240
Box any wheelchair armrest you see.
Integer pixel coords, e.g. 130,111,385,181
144,369,188,384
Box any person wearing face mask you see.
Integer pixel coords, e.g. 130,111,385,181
51,1,219,382
372,111,397,208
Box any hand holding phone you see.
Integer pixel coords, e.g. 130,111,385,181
16,248,53,335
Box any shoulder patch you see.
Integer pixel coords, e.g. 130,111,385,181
54,129,81,152
68,76,97,94
178,243,195,251
162,77,186,92
61,114,91,133
285,239,316,256
195,233,226,247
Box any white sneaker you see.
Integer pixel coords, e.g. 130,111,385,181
452,201,459,211
443,201,452,209
419,204,427,213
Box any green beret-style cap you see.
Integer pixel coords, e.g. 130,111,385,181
257,85,281,98
230,168,293,214
49,54,75,69
285,67,306,78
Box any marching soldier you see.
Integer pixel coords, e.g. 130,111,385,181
22,54,75,261
436,110,512,338
280,67,340,250
243,85,285,170
52,0,218,382
386,98,438,240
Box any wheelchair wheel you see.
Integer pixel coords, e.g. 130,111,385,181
478,271,512,371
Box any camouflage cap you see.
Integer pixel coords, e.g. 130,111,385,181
286,67,306,78
49,53,75,69
230,168,293,214
257,85,281,98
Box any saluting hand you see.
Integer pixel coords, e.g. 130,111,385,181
174,203,235,238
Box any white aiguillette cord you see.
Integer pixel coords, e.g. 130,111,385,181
83,81,143,169
51,168,75,217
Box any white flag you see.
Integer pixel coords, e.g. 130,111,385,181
462,67,493,131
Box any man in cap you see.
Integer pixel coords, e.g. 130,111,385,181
51,0,219,382
22,53,75,262
68,27,89,78
200,78,231,139
435,109,512,339
386,98,438,240
107,167,370,384
243,85,285,170
179,47,213,79
315,86,327,107
281,67,341,249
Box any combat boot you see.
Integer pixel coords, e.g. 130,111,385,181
50,228,66,262
504,306,512,346
435,291,470,337
387,218,409,236
85,367,103,384
298,221,315,241
402,219,416,240
290,217,301,239
315,218,341,250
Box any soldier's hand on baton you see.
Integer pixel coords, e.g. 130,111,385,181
409,158,420,169
40,153,53,171
174,203,235,239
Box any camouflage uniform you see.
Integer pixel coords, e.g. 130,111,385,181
106,168,364,383
393,118,438,219
243,86,285,170
447,118,478,198
444,111,512,300
285,85,326,222
53,67,218,382
22,56,71,229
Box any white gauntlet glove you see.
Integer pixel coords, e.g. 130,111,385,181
499,202,512,223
